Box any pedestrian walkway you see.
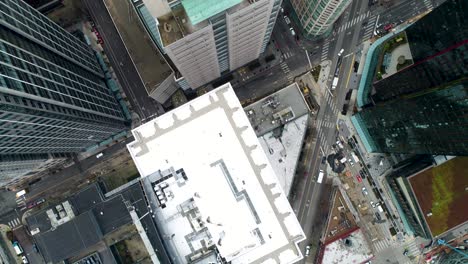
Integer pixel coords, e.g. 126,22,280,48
337,11,371,34
362,14,377,41
324,92,339,116
321,40,330,62
7,218,21,229
279,61,294,83
373,238,392,253
423,0,433,11
403,238,422,257
283,51,294,59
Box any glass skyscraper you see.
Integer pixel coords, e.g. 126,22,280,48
0,0,128,183
353,0,468,155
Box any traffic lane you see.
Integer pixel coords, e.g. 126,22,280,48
82,0,162,119
14,226,43,264
25,136,135,202
83,0,144,118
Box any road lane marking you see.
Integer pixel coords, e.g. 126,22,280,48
345,53,355,89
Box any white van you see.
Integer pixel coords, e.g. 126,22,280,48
377,205,384,213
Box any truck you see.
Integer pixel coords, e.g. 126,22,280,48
331,77,339,90
317,170,324,184
12,241,23,255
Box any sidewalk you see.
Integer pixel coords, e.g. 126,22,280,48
317,60,332,92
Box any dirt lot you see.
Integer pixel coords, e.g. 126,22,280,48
93,151,139,191
113,233,151,264
409,157,468,236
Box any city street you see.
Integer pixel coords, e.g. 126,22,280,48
82,0,164,121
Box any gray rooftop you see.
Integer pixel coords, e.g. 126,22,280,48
244,83,310,136
35,211,103,263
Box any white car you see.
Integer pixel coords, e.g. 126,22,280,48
284,16,291,25
348,158,355,166
22,256,29,264
370,201,376,208
305,245,311,257
362,187,368,196
338,48,344,56
290,27,296,36
336,140,344,149
96,152,104,158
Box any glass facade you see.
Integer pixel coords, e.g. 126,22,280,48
0,0,128,155
354,0,468,155
373,41,468,102
355,81,468,155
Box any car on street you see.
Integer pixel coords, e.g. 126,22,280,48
356,174,362,183
284,16,290,25
22,256,29,264
348,158,355,166
384,23,394,31
336,140,344,149
370,201,376,208
338,48,344,56
403,249,409,256
96,152,104,158
305,245,311,257
362,187,368,196
290,27,296,36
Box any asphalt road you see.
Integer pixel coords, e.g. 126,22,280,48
294,0,378,261
82,0,163,122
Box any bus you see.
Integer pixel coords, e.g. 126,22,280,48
317,170,325,184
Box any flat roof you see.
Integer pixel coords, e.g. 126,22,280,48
258,114,308,196
244,83,310,136
408,157,468,237
35,211,103,263
127,83,305,264
322,189,358,245
321,228,373,264
182,0,242,25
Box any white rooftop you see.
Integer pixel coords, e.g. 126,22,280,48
127,83,305,264
258,115,308,196
321,229,373,264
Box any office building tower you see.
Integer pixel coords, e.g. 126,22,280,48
352,0,468,155
135,0,282,89
290,0,352,37
0,0,128,183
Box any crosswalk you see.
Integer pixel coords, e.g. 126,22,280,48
373,239,392,253
283,52,294,59
320,40,330,62
337,11,371,34
8,218,21,229
316,119,336,130
324,92,339,116
423,0,433,11
280,61,294,83
362,14,377,41
403,238,421,257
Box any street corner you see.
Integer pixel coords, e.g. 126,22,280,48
0,223,12,233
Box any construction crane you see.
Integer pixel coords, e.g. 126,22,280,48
436,239,468,259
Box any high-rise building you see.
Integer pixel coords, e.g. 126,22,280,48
352,0,468,155
135,0,282,89
0,0,129,184
289,0,352,37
